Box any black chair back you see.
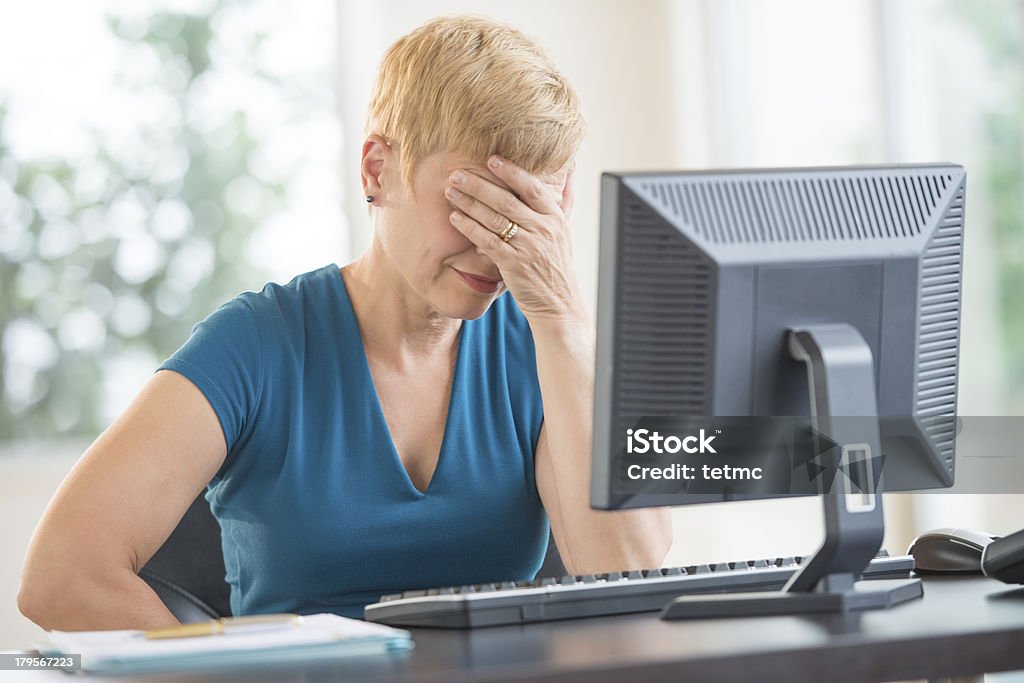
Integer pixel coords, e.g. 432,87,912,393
139,494,231,622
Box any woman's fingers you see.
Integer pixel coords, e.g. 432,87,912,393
447,157,561,228
448,170,530,231
485,155,562,216
444,184,519,237
449,210,516,261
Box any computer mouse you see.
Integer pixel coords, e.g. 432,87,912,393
908,527,997,573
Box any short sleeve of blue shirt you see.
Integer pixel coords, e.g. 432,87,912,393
158,298,262,474
157,264,549,618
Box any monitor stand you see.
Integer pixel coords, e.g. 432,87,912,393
662,324,923,620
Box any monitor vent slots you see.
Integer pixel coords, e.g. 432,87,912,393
615,195,711,416
639,172,954,244
916,185,964,472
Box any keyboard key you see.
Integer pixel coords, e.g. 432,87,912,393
559,576,578,585
712,563,731,572
664,566,684,576
694,564,712,574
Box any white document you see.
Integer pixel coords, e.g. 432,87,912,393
39,613,412,674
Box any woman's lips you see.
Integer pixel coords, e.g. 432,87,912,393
453,268,502,294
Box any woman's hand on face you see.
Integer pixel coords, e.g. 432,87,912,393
445,155,586,326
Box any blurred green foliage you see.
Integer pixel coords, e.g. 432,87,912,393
955,0,1024,408
0,1,286,439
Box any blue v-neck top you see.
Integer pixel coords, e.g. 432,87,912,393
157,264,549,618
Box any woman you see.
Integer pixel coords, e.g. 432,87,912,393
19,15,671,630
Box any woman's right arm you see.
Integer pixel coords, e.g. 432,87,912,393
18,369,228,631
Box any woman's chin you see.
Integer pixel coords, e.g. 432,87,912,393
434,290,499,321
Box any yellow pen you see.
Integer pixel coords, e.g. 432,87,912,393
142,614,304,640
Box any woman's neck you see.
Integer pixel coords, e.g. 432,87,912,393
341,240,461,368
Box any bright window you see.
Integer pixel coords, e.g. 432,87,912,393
0,0,344,439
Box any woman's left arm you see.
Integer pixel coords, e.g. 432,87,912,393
446,156,673,575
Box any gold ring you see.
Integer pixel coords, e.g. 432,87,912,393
500,220,519,242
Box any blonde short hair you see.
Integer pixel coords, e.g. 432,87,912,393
366,15,586,188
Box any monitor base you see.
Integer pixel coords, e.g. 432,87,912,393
662,325,923,622
661,577,923,619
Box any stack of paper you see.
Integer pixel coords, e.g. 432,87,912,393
37,613,413,675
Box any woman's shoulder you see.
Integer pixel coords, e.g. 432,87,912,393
195,264,350,361
223,264,344,334
237,264,343,316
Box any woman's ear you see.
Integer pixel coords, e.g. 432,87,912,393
361,135,390,201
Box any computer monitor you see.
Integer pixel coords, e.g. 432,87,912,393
591,164,966,617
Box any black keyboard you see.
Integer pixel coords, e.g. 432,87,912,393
364,551,914,628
